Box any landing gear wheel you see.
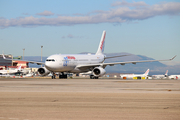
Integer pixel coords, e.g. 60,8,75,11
90,75,94,79
52,73,56,79
90,75,99,79
94,76,99,79
59,73,68,79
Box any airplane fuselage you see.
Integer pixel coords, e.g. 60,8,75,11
45,54,105,73
121,74,147,78
0,69,20,75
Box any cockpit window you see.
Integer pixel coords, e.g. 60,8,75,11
46,59,55,62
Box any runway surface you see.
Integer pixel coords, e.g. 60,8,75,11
0,78,180,120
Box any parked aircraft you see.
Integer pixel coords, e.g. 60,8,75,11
169,74,180,79
120,69,149,79
3,31,176,79
152,70,168,79
0,65,22,75
23,72,35,77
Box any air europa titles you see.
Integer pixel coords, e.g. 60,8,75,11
66,56,76,59
63,56,76,66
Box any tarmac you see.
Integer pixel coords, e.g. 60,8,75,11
0,78,180,120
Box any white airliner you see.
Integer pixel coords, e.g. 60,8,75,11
0,65,22,75
152,70,168,79
169,74,180,79
120,69,149,79
3,31,176,79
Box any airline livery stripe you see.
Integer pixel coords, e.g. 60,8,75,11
145,69,149,74
100,32,106,50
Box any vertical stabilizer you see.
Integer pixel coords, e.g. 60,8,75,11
144,69,149,76
96,31,106,55
165,70,168,77
17,65,22,71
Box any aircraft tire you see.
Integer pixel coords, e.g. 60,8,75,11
90,75,94,79
59,74,67,79
90,75,99,79
95,76,99,79
52,75,56,79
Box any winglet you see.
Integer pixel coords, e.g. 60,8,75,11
170,55,176,60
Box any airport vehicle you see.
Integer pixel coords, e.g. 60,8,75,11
3,31,176,79
0,65,22,75
152,70,168,79
169,74,180,79
120,69,149,79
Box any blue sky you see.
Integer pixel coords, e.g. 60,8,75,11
0,0,180,65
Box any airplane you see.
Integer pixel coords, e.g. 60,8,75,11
168,74,180,79
23,72,35,77
120,69,149,79
152,70,168,79
3,31,176,79
0,65,22,75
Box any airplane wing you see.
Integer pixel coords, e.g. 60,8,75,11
76,55,176,70
104,54,132,59
2,54,44,65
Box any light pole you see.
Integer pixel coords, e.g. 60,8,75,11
23,48,25,60
41,46,43,67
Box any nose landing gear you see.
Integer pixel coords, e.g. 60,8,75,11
52,73,56,79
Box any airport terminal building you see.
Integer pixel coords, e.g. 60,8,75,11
0,54,29,70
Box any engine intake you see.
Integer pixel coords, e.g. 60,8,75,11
93,67,106,77
38,67,50,76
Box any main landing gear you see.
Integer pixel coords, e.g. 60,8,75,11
51,72,67,79
90,75,99,79
59,72,67,79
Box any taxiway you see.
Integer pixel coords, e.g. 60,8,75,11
0,78,180,120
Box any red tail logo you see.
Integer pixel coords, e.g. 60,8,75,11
100,32,106,50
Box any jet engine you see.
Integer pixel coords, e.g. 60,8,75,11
38,67,50,76
93,67,106,77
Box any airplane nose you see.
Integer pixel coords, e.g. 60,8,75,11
45,55,64,72
45,61,53,70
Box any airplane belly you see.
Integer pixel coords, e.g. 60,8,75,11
46,64,75,72
69,68,88,73
57,66,75,72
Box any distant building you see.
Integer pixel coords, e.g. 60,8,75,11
12,60,29,68
0,54,29,69
0,54,13,66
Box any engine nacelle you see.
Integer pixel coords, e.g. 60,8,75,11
38,67,50,76
93,67,106,77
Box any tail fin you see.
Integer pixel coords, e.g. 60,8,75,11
96,31,106,55
144,69,149,76
17,65,22,70
165,70,168,77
